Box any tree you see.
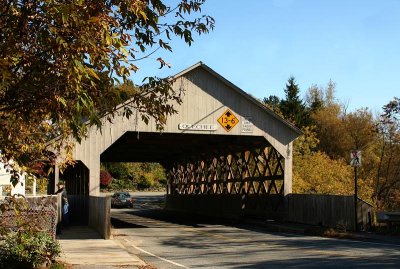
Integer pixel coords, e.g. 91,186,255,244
263,95,281,114
293,126,353,196
102,162,166,190
310,82,347,159
382,97,400,124
343,108,375,152
373,98,400,210
305,84,324,113
279,76,309,127
0,0,214,178
292,125,374,201
293,151,354,195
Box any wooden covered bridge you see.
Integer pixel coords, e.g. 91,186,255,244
49,62,302,235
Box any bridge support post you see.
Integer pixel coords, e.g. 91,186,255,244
283,142,293,196
88,156,100,196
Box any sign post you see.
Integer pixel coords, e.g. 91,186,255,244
350,150,361,232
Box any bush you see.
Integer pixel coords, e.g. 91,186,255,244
137,174,154,190
100,170,112,187
0,230,61,269
110,177,135,191
100,162,168,191
0,196,62,269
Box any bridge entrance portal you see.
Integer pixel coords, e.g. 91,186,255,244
53,62,301,224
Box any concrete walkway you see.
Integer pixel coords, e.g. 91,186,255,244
57,226,146,268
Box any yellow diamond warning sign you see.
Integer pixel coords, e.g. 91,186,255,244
218,109,239,132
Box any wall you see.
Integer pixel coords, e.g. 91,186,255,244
286,194,354,230
88,196,111,239
358,198,374,231
166,193,373,231
286,194,373,231
68,195,89,225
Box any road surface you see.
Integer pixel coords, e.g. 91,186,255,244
111,193,400,269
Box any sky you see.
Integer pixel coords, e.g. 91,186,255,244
131,0,400,113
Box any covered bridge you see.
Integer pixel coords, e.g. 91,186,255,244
50,62,302,231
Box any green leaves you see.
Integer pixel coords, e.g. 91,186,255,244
0,0,214,177
0,228,61,268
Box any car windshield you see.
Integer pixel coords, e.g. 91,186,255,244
118,193,130,198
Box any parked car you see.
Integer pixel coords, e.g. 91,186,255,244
111,192,133,208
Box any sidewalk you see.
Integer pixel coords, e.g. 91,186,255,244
57,226,146,268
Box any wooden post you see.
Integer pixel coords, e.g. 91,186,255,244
284,143,293,196
54,165,59,191
32,177,36,196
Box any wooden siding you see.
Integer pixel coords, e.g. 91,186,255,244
167,193,373,231
69,63,300,195
67,195,89,225
88,196,111,239
287,194,373,231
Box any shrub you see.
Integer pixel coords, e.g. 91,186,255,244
0,230,61,269
100,170,112,187
0,196,61,269
137,174,154,190
110,177,135,191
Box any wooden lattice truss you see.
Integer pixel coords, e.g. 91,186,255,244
166,145,285,196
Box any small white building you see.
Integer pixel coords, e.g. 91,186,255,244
0,161,26,197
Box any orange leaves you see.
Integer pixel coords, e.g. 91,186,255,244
1,0,214,176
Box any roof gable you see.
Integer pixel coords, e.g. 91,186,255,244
174,62,302,136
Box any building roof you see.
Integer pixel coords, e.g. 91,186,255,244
173,61,302,136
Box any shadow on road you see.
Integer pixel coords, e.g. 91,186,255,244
111,194,400,269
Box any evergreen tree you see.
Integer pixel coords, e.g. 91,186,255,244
279,76,309,127
263,95,281,114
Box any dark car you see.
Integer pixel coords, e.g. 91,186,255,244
111,192,133,208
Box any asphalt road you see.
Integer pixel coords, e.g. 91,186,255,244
111,193,400,269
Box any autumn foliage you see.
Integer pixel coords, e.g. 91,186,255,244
265,79,400,211
0,0,214,179
100,170,112,187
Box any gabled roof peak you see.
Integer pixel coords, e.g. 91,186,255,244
173,62,302,135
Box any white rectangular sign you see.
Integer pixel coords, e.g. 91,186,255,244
178,123,217,131
241,117,254,133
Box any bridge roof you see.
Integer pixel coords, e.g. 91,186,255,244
173,62,302,136
73,62,302,166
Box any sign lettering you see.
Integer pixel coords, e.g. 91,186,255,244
178,123,217,131
218,109,239,132
241,117,253,133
